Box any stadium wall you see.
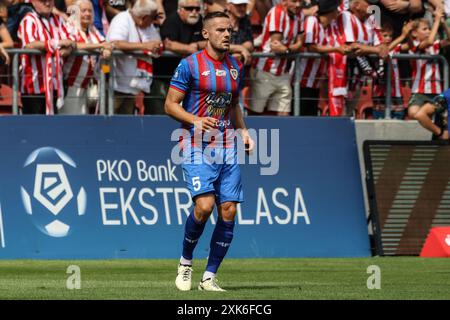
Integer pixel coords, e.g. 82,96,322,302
0,116,370,259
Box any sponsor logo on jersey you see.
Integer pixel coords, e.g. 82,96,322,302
215,69,226,77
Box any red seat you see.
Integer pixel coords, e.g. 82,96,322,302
0,84,22,114
355,85,374,119
401,85,411,109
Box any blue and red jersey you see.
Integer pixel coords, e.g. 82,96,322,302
170,49,244,138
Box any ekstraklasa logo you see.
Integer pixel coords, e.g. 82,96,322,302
20,147,87,237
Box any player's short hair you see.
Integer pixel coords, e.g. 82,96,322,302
203,11,230,24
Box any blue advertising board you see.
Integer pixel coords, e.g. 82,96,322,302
0,116,370,258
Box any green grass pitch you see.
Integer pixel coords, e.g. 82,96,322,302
0,257,449,300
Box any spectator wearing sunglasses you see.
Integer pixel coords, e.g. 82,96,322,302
150,0,205,114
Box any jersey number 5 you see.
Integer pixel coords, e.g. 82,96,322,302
192,177,201,191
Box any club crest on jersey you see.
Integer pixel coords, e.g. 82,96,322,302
230,68,238,80
215,69,227,77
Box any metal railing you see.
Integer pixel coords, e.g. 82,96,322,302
3,49,449,117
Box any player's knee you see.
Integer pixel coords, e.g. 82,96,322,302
195,199,215,218
220,202,236,221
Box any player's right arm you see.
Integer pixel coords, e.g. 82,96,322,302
165,89,217,131
164,59,216,131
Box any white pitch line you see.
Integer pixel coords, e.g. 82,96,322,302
0,203,5,248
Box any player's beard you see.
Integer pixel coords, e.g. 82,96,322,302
213,43,230,53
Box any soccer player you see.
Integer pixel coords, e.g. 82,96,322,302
164,11,255,292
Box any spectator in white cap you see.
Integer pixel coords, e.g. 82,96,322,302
226,0,253,64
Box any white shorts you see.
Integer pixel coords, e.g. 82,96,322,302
249,68,292,113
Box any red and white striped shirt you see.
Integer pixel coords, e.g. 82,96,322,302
300,12,356,89
366,16,383,45
64,27,105,88
352,15,383,46
374,44,402,98
326,11,356,99
254,4,301,76
298,10,305,34
409,40,442,94
389,44,402,97
299,15,327,88
18,11,71,95
339,0,350,12
326,10,356,47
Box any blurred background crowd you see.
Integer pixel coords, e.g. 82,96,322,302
0,0,450,118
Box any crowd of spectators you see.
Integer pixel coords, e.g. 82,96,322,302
0,0,450,118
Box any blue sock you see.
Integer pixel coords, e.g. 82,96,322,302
182,212,206,262
205,218,235,274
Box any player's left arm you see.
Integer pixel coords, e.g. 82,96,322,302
229,61,254,152
230,103,255,153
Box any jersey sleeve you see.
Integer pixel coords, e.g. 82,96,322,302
372,28,383,46
340,11,356,43
304,16,318,44
234,61,245,104
268,6,283,34
18,14,38,46
170,58,191,94
58,16,71,40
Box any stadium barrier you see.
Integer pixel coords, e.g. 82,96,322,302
3,49,449,117
364,140,450,256
0,116,370,259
